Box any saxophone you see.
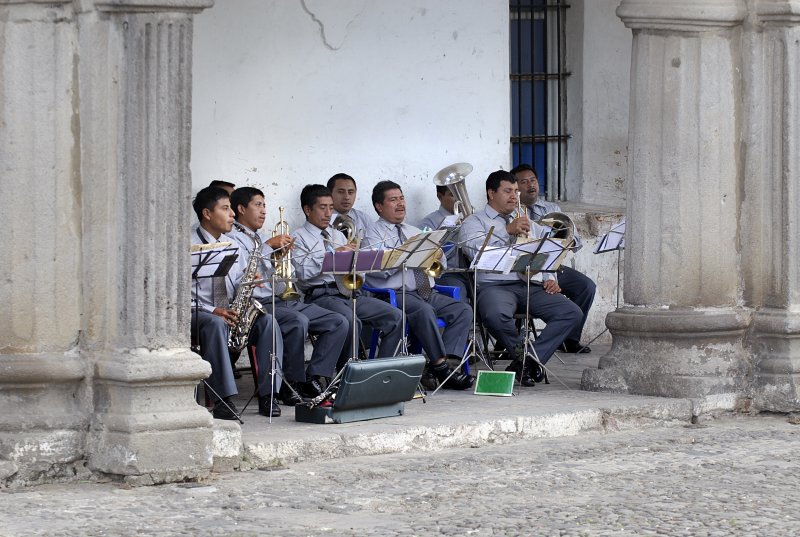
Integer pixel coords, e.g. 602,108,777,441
227,222,266,352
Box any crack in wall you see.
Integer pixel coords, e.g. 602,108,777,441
300,0,340,51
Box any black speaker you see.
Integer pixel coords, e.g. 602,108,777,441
295,355,426,424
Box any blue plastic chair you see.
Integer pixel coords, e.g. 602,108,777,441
361,284,470,374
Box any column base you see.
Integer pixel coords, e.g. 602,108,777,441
752,309,800,412
0,354,87,486
581,307,752,398
88,349,214,485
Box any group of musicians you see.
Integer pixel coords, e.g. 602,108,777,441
190,168,596,420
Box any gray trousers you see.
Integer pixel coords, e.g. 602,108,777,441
556,265,596,342
434,272,471,305
396,290,473,361
260,297,347,381
307,288,403,369
191,309,283,399
477,281,582,364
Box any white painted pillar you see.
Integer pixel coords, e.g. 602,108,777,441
582,0,751,401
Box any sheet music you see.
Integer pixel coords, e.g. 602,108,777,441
512,238,570,272
471,246,516,273
440,214,459,228
381,230,448,270
191,245,238,278
594,219,626,253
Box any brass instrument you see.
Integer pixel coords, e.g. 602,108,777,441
511,197,532,244
538,211,576,247
433,162,474,222
271,207,302,301
333,232,364,298
332,214,357,243
227,223,266,352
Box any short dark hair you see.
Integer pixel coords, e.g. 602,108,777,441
485,170,516,197
192,186,229,221
230,186,265,219
436,185,449,196
510,163,536,177
372,180,402,207
327,173,356,190
209,179,236,190
300,184,333,213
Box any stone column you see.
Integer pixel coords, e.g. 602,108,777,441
0,0,87,484
582,0,751,401
77,0,214,484
744,1,800,411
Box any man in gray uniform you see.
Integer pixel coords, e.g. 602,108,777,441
190,186,284,419
228,187,348,401
292,184,403,371
419,185,470,303
460,170,583,385
511,163,595,353
366,180,474,390
328,173,374,236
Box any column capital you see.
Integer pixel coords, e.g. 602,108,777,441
756,0,800,24
617,0,745,32
93,0,212,13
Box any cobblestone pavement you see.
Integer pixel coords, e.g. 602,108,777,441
2,415,800,536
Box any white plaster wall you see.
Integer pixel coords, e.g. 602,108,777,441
191,0,510,229
565,0,630,208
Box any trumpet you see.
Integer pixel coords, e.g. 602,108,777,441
271,206,302,301
511,197,532,244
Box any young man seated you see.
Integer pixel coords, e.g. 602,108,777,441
228,186,348,402
292,184,404,371
190,186,284,419
365,180,474,390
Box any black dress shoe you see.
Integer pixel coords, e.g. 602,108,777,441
559,340,591,353
258,397,281,417
279,384,306,406
430,360,474,390
212,398,240,420
505,359,536,387
298,377,325,398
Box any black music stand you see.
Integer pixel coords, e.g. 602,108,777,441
190,242,244,423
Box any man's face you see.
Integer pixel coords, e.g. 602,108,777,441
236,194,267,232
330,179,357,213
375,188,406,224
516,170,539,206
439,189,456,214
487,180,519,216
203,197,235,235
305,195,335,230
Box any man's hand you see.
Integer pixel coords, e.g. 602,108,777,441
336,243,356,252
542,280,561,294
267,234,294,252
506,215,531,237
213,307,239,327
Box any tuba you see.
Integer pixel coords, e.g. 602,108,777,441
433,162,474,222
227,223,266,352
271,207,302,301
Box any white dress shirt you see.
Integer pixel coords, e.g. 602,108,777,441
364,218,444,291
190,224,245,313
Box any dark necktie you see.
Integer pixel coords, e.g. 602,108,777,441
212,275,229,308
321,229,335,252
396,224,432,300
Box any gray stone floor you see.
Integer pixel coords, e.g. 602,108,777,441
2,414,799,536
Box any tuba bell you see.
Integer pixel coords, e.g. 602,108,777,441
433,162,475,222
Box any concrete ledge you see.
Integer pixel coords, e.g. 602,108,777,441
238,390,693,470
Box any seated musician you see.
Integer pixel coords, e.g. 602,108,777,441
419,185,470,303
291,184,403,371
511,163,595,353
190,186,284,419
228,187,349,401
459,170,583,386
328,173,374,235
365,180,474,390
